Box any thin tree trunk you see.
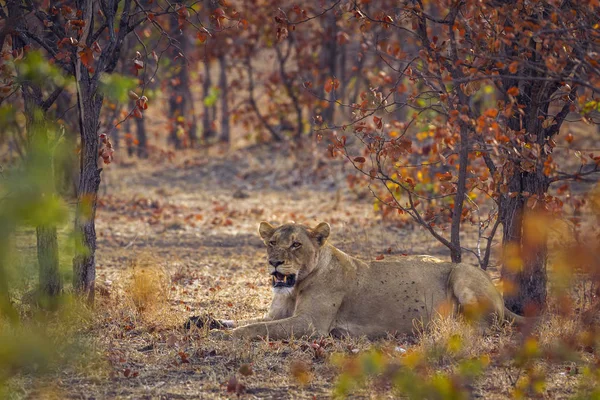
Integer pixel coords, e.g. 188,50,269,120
12,0,63,299
72,73,103,305
322,12,337,125
449,123,469,263
135,116,148,158
37,225,61,296
218,54,230,144
168,2,197,148
202,59,216,142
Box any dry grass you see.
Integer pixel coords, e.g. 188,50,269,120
7,138,600,398
415,315,513,367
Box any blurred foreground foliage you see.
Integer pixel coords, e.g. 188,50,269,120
332,189,600,398
0,96,94,396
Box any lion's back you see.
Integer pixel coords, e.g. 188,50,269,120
331,255,455,337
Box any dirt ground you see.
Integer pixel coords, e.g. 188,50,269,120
9,141,595,399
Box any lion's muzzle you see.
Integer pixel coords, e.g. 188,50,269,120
271,271,296,288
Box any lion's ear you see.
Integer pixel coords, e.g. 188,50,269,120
312,222,330,246
258,221,275,240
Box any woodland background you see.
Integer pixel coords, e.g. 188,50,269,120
1,0,600,398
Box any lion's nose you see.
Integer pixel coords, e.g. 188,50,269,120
269,260,284,267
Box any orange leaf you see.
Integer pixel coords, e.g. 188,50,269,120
508,61,519,73
353,156,366,163
439,171,452,181
484,108,498,118
373,116,383,129
507,86,519,96
375,255,385,260
197,31,208,43
78,47,93,68
565,133,574,143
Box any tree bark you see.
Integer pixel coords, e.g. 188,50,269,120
135,115,148,158
72,73,103,304
37,225,61,296
321,12,337,126
11,0,63,299
500,171,549,314
218,54,230,144
449,123,469,263
499,65,555,313
202,58,216,142
168,3,197,148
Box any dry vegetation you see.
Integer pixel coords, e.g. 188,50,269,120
6,129,598,398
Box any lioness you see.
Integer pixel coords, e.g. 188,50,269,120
191,222,524,339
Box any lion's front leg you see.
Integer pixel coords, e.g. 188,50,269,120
232,315,322,340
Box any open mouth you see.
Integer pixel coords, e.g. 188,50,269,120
271,271,296,288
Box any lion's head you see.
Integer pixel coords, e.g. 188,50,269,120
258,222,330,295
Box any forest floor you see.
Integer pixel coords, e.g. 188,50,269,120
9,138,598,399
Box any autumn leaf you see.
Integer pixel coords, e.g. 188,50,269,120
375,255,385,260
133,60,144,70
324,77,340,93
565,133,574,143
197,31,209,43
353,156,366,163
373,116,383,129
484,108,498,118
507,86,519,96
508,61,519,73
78,47,93,70
439,171,452,181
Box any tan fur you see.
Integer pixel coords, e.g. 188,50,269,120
229,222,523,340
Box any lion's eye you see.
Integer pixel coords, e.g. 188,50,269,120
291,242,302,249
269,240,276,246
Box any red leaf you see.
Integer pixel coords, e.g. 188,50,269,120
353,156,366,163
324,77,339,94
197,31,208,43
78,47,93,68
375,255,385,260
438,171,452,181
507,86,519,96
565,133,574,143
373,116,383,129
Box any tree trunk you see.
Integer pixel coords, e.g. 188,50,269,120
168,3,197,148
21,85,62,300
500,171,549,314
499,73,554,313
323,12,337,125
218,54,230,144
72,76,103,304
135,115,148,158
202,59,216,142
37,225,61,296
